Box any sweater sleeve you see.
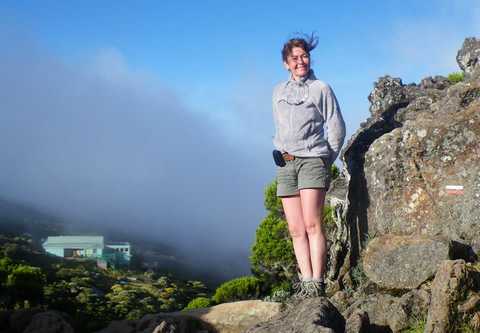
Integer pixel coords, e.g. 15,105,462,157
321,84,346,163
272,86,282,151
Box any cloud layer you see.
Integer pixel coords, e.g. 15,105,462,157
0,31,272,281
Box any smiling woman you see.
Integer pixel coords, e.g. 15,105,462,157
272,33,346,299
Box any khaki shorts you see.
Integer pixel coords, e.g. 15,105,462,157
276,156,330,197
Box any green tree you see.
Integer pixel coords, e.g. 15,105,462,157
6,264,46,305
183,297,213,310
213,276,261,303
250,181,297,290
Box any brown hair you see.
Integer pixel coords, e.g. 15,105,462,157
281,33,319,62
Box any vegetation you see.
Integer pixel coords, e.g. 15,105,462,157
448,71,465,84
250,181,297,290
0,233,212,332
183,296,213,310
400,314,426,333
213,276,261,303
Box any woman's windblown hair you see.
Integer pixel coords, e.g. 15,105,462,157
281,32,319,62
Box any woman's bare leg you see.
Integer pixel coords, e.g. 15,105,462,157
299,188,327,280
281,195,312,280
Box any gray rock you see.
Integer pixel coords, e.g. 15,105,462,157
94,320,136,333
363,235,451,289
345,310,370,333
96,300,280,333
419,76,450,90
245,298,345,333
9,308,41,333
456,37,480,78
425,260,470,333
22,311,74,333
343,290,429,333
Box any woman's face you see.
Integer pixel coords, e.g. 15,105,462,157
284,47,310,80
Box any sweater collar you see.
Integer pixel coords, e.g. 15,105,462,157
287,69,316,86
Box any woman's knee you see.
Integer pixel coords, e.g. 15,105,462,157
288,224,306,238
304,218,324,236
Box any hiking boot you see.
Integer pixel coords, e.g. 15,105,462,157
291,279,310,300
305,280,326,297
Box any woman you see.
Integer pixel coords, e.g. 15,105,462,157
272,34,346,298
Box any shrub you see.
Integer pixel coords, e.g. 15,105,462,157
264,180,283,214
183,297,213,310
447,71,464,84
213,276,261,303
6,265,46,303
330,164,340,180
250,212,296,284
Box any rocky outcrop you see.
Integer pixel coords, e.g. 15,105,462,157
245,298,345,333
343,289,430,333
326,37,480,294
457,37,480,78
0,309,74,333
344,310,370,333
96,300,281,333
362,235,451,289
23,311,74,333
318,36,480,333
424,260,470,333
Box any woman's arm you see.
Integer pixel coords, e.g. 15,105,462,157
321,84,346,163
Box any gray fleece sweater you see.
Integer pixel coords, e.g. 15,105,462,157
272,70,346,163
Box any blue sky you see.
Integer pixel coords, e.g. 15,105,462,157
4,0,479,141
1,1,479,280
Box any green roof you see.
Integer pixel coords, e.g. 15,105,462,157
43,236,104,249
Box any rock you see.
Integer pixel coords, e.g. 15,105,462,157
419,76,450,90
458,293,480,314
9,308,41,333
95,300,280,333
183,300,282,333
425,260,470,333
363,81,480,243
245,298,345,333
457,37,480,78
367,76,410,117
23,311,74,333
329,291,351,313
345,310,369,333
0,310,11,332
325,174,351,288
343,290,429,333
95,320,136,333
363,235,451,289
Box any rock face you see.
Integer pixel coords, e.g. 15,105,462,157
245,298,345,333
23,311,74,333
330,36,480,292
424,260,470,333
362,235,451,289
96,300,282,333
343,290,430,333
457,37,480,78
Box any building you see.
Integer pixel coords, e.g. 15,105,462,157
42,235,131,267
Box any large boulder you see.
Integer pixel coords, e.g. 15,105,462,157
245,298,345,333
362,235,451,289
23,311,74,333
183,300,282,333
343,289,430,333
96,300,281,333
363,85,480,242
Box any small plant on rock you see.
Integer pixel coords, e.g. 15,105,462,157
447,71,464,84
